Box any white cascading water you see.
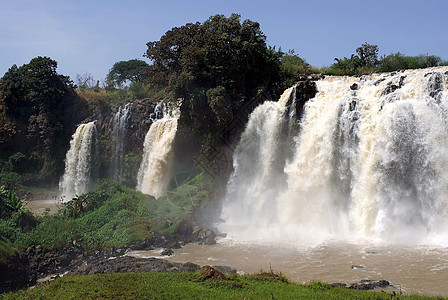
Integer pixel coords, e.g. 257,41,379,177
136,104,179,198
59,121,97,201
221,87,294,238
220,67,448,245
112,103,130,181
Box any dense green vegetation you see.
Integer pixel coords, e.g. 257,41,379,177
144,13,285,153
0,173,211,259
0,12,447,297
0,57,88,186
2,272,442,300
324,42,448,75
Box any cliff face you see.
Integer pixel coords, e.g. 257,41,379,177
1,75,318,191
86,98,158,187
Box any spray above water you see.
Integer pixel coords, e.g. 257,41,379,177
59,121,97,201
136,103,179,198
220,67,448,245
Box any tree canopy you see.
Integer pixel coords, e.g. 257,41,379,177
145,14,283,150
107,59,149,88
0,56,87,184
328,42,445,75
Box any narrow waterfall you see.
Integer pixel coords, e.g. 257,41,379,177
220,67,448,244
136,105,179,198
112,103,130,181
59,121,97,201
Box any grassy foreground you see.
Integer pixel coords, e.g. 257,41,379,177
1,272,443,300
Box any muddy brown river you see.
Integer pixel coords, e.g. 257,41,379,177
130,239,448,297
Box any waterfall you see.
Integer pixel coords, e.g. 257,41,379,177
220,87,294,238
136,105,179,198
220,67,448,244
59,121,97,201
112,103,130,181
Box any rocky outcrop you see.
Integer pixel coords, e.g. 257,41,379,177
381,75,406,96
188,228,216,245
0,245,90,293
125,98,159,156
86,98,158,183
69,256,200,275
287,74,320,120
0,225,217,292
330,279,391,290
160,248,174,256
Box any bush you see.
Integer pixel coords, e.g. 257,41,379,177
3,174,213,252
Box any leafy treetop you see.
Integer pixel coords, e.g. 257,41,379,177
144,13,283,149
107,59,149,88
0,56,86,183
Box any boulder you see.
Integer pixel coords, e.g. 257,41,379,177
331,279,390,290
161,248,174,256
200,265,226,280
191,228,216,245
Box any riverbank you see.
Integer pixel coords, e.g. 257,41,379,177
1,270,441,299
159,240,448,297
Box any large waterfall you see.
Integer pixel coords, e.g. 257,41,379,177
136,105,179,198
112,103,130,181
220,67,448,245
59,121,97,201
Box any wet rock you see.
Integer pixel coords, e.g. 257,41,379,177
291,79,318,119
330,283,347,288
399,75,406,87
296,74,324,82
190,228,216,245
69,256,200,275
351,265,364,269
350,83,359,90
331,279,390,290
374,78,385,86
382,75,406,96
382,83,399,96
349,99,358,111
376,280,390,287
161,248,174,256
200,265,226,280
146,231,182,249
427,72,443,102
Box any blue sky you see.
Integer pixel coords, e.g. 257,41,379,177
1,0,446,82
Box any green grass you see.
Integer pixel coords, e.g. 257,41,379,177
1,272,443,299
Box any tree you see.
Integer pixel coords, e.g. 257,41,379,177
0,57,75,119
145,14,283,146
107,59,149,88
0,57,87,185
75,73,95,90
281,49,311,86
329,42,378,75
356,42,379,68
